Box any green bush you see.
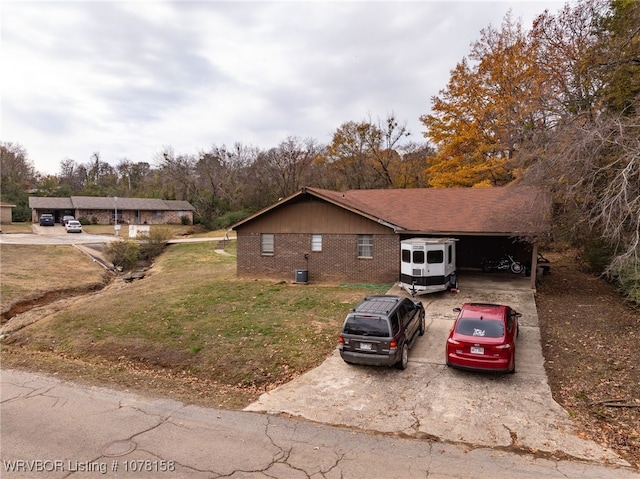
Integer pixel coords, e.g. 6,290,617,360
615,261,640,305
105,240,140,271
139,226,172,261
582,238,615,274
211,210,251,230
11,203,31,222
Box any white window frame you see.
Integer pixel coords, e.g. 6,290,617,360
261,233,274,255
311,234,322,252
357,235,373,258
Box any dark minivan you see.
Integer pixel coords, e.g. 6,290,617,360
338,295,425,370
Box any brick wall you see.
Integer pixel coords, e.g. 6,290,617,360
76,210,192,225
237,233,400,284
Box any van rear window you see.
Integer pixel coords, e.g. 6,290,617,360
343,316,390,337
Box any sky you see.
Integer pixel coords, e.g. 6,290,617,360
2,0,566,176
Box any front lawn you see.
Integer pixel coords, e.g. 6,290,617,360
1,242,389,407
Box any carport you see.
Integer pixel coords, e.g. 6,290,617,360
403,234,544,289
28,197,75,224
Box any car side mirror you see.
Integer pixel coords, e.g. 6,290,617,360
514,312,522,318
453,307,461,313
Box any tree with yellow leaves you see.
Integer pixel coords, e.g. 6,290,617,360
421,12,546,188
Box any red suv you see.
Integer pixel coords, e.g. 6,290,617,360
446,303,521,373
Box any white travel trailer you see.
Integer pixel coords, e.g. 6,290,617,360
400,238,458,296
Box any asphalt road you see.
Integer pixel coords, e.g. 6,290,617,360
2,368,638,479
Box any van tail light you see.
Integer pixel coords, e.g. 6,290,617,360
338,334,345,345
389,338,397,350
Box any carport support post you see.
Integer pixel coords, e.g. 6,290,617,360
114,196,118,237
530,242,538,289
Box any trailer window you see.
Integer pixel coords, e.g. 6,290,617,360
402,249,411,263
427,250,443,264
413,251,425,264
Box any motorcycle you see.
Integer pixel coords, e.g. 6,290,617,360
481,254,524,274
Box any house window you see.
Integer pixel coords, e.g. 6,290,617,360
261,233,274,255
357,235,373,258
311,234,322,252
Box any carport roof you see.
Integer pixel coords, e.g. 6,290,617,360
233,186,551,236
29,197,73,209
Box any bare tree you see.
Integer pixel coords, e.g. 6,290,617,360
156,146,197,201
256,136,321,199
366,113,411,188
531,103,640,292
58,158,88,193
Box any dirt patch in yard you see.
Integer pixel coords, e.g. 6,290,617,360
1,281,110,323
535,252,640,469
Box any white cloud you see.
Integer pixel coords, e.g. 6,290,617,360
1,0,565,175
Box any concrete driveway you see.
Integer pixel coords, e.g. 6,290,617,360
1,225,119,245
246,273,628,467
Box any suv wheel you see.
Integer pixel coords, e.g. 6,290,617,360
419,314,425,336
396,344,409,370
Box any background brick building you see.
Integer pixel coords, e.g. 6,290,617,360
29,196,195,225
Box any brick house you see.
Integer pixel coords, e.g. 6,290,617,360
29,196,195,225
231,186,551,288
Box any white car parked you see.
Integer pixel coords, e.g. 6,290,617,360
65,220,83,233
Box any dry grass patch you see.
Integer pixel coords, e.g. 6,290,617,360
2,242,390,404
1,223,33,234
1,244,107,313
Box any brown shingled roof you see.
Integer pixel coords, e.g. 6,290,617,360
28,196,195,211
233,186,551,236
308,186,550,235
28,197,74,209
